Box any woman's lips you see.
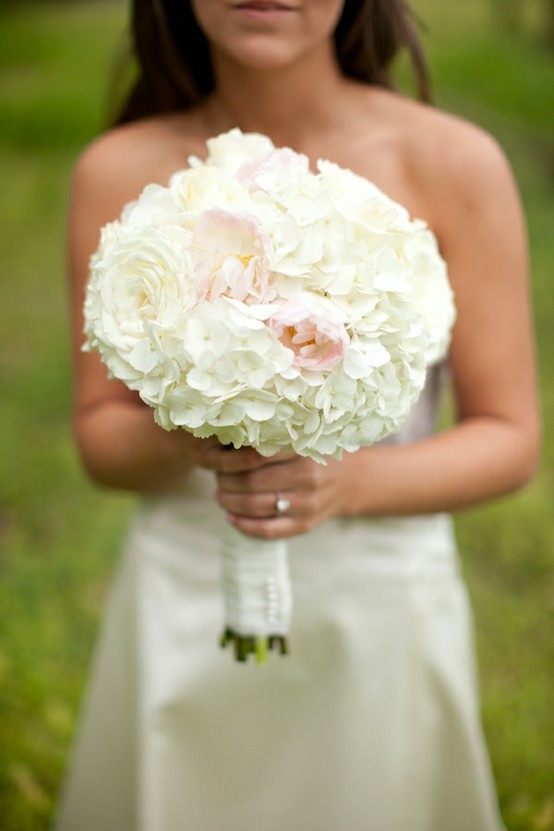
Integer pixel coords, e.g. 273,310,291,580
235,2,294,8
233,2,297,20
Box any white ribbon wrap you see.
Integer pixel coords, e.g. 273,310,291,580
220,525,292,637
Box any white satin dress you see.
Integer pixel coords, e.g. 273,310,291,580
54,368,506,831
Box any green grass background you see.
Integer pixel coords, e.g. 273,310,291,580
0,1,552,828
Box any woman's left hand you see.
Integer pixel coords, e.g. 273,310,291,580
202,445,352,539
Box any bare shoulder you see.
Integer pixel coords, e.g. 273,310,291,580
406,98,513,181
345,86,521,236
386,94,521,223
71,113,207,222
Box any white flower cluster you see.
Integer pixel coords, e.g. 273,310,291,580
84,129,455,462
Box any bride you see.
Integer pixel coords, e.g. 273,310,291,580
55,1,539,829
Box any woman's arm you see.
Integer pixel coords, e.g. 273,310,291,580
212,123,541,538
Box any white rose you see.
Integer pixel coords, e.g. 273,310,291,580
84,223,195,386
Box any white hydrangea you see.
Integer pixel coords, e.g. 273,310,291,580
84,128,456,464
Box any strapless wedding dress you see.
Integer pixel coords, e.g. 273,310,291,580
54,369,506,831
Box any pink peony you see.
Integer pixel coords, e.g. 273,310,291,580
193,208,275,305
269,295,349,371
236,148,309,188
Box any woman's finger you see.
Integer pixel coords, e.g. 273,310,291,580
216,488,294,519
225,511,314,540
198,443,296,474
216,454,324,494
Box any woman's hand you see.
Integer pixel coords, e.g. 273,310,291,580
195,443,351,539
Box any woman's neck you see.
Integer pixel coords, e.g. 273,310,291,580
202,44,354,149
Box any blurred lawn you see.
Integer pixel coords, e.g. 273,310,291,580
0,1,552,829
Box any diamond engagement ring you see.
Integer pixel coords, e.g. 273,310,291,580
275,494,291,515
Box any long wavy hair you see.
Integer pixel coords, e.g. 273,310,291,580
115,0,430,125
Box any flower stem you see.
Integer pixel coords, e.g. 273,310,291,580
219,628,289,664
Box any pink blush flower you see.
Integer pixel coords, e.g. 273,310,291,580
269,295,349,371
193,208,275,305
236,148,309,188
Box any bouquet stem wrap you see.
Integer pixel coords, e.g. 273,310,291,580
220,526,292,663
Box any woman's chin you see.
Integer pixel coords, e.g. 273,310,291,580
213,40,307,74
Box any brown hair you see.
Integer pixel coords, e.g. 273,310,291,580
115,0,431,125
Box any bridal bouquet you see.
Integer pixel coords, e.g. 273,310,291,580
84,129,455,663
